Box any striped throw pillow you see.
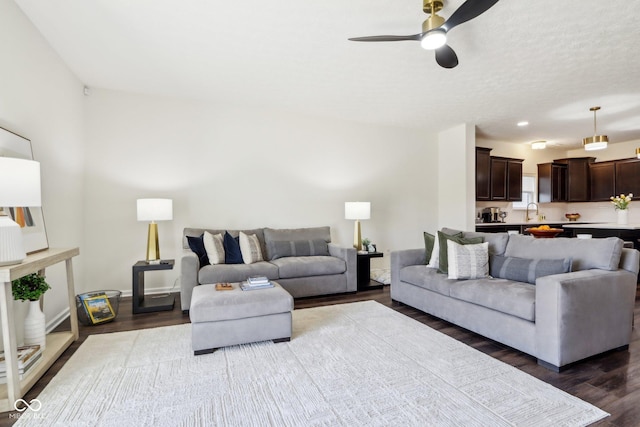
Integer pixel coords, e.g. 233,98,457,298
447,240,489,280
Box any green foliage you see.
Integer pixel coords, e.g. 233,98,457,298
12,273,50,302
362,237,371,246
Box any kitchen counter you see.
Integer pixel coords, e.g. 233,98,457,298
476,221,592,227
562,223,640,230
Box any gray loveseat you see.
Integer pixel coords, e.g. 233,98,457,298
181,226,356,312
391,229,639,371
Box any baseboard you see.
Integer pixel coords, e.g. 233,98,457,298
119,286,177,298
46,307,70,334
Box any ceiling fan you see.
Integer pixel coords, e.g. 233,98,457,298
349,0,500,69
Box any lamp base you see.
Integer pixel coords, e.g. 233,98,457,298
145,222,160,262
0,214,26,266
353,220,362,251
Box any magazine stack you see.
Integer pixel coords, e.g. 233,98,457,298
0,345,42,383
240,276,274,291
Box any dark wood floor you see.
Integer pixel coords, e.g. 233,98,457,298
2,284,639,426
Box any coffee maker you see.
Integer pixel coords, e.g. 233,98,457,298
481,207,502,223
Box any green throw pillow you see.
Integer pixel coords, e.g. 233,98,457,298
437,231,484,274
423,232,436,264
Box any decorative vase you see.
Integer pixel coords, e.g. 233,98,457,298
617,209,629,225
24,300,46,350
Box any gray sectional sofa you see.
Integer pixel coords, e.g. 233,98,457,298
181,226,356,312
391,229,640,371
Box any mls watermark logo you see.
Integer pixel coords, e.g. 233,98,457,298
9,398,46,420
14,398,42,412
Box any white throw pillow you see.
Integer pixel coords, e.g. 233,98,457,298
447,240,489,280
427,237,439,268
203,231,225,265
239,232,263,264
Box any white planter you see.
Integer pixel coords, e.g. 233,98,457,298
24,300,46,350
617,209,629,225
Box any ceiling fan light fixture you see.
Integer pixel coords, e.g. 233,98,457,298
582,106,608,151
531,141,546,150
421,29,447,50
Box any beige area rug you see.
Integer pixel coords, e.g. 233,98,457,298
16,301,607,426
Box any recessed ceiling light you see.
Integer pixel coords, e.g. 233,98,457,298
517,121,529,127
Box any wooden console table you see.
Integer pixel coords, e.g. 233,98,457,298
0,248,79,412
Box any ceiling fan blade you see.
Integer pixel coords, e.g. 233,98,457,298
348,34,422,42
435,45,458,68
443,0,499,31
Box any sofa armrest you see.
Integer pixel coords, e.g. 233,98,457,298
535,269,637,369
390,248,426,287
180,250,200,312
328,243,357,292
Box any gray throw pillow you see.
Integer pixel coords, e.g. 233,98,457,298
490,255,572,285
268,239,329,260
423,232,436,264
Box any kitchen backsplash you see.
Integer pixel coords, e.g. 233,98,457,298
476,201,639,224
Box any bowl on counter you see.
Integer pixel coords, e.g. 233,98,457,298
525,227,564,238
565,213,581,221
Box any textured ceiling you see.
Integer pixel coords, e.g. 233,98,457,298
14,0,640,148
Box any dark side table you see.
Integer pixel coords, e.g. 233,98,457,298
132,260,175,314
357,252,384,291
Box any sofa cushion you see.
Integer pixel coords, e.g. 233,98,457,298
504,235,623,271
447,241,489,280
263,227,331,260
399,265,454,297
271,256,346,279
223,231,244,264
203,231,225,265
239,232,264,264
490,255,572,284
187,234,210,267
461,231,509,257
268,239,329,260
449,278,536,322
198,261,279,284
437,231,483,274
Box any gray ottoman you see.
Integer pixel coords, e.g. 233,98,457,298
190,281,293,355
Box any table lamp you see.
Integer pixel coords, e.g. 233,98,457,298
0,158,42,266
345,202,370,251
137,198,173,263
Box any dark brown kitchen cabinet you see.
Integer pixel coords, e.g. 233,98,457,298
538,162,567,203
615,158,640,196
475,148,523,202
490,157,523,201
490,157,508,200
556,157,595,202
475,147,492,201
589,161,616,201
507,159,523,201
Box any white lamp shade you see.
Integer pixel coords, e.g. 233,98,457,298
0,157,41,206
137,198,173,221
345,202,371,220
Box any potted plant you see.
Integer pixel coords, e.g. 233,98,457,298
610,193,633,225
362,238,372,252
12,273,50,350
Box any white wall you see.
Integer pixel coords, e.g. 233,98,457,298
0,1,84,338
83,89,438,293
438,124,476,231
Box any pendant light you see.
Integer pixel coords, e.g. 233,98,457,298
583,106,608,151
